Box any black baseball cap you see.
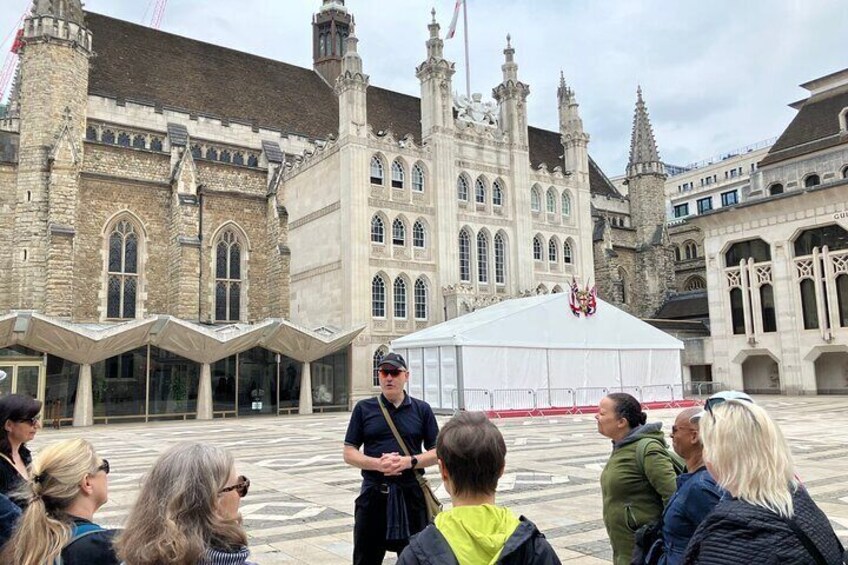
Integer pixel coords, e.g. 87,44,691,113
378,352,407,371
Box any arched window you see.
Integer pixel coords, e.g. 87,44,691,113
372,275,386,317
457,175,469,201
394,278,407,319
86,126,97,141
477,232,489,283
102,130,116,144
233,152,245,166
493,179,504,207
546,188,557,213
371,215,384,243
725,238,771,266
392,218,406,246
247,154,259,167
117,132,131,147
533,236,543,261
106,219,140,319
804,174,820,188
370,156,384,185
684,276,706,291
459,230,471,282
548,239,558,263
219,150,231,163
563,239,573,265
674,246,681,262
730,287,745,334
799,279,818,329
530,185,541,212
552,285,564,294
191,144,202,159
151,137,163,152
391,159,405,189
616,267,627,304
760,284,777,333
414,278,428,320
412,163,425,192
373,346,388,386
837,274,848,327
768,183,784,196
214,229,243,322
413,220,426,248
494,233,506,284
684,241,698,260
475,177,486,204
561,191,572,218
794,225,848,256
132,135,146,149
842,166,848,180
206,147,218,161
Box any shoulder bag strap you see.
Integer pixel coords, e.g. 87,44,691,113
377,398,413,458
0,452,27,479
783,516,828,565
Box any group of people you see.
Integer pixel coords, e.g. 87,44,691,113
1,353,846,564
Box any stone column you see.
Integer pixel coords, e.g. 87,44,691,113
72,364,93,427
299,361,313,415
197,363,213,420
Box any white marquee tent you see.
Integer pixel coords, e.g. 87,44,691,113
391,293,684,413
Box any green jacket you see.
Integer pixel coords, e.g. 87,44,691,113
600,422,678,565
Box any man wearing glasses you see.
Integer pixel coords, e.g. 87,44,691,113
343,352,439,565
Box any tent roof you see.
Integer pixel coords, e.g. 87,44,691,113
392,294,683,350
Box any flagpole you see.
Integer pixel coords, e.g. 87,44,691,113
463,0,470,98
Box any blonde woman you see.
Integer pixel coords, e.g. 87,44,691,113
115,442,257,565
0,438,117,565
683,400,844,564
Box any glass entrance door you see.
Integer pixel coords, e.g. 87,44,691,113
0,363,45,400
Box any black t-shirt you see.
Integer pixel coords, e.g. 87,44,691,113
0,445,31,508
344,393,438,485
61,518,120,565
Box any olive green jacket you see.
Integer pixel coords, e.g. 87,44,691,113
600,423,678,565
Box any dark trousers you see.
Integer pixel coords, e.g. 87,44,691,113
353,482,428,565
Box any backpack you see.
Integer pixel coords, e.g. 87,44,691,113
635,437,686,478
54,522,105,565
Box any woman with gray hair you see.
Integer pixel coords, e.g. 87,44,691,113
114,443,257,565
682,399,844,564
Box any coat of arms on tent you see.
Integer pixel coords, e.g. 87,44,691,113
569,278,597,318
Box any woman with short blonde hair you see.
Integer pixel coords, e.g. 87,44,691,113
115,442,256,565
0,438,117,565
683,400,844,564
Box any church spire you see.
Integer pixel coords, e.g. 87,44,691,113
627,86,664,177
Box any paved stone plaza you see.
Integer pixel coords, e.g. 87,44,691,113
29,395,848,563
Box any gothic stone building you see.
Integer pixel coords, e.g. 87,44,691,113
0,0,641,421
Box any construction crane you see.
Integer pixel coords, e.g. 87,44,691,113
151,0,168,30
0,11,26,105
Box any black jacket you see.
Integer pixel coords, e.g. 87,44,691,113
60,518,120,565
397,517,562,565
682,487,844,565
0,444,31,508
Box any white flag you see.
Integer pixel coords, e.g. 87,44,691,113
446,0,464,39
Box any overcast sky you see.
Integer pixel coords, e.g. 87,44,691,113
2,0,846,176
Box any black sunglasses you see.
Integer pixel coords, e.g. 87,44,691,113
219,475,250,498
704,396,753,416
96,459,110,475
17,415,41,426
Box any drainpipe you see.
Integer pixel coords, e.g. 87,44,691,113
197,185,205,322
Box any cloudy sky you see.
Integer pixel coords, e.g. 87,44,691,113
1,0,845,176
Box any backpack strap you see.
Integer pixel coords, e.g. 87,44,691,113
55,523,106,565
781,517,828,565
636,437,685,477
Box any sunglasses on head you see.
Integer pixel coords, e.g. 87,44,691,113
704,396,753,416
219,475,250,498
379,368,404,377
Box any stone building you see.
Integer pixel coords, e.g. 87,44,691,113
0,0,629,419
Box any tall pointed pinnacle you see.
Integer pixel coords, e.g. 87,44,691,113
627,85,664,177
425,8,444,59
501,34,518,82
30,0,85,25
557,70,574,106
558,70,586,141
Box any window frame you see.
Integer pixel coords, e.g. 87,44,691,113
391,159,405,189
370,156,385,186
414,278,428,320
105,218,141,320
213,228,245,323
412,220,426,249
457,175,470,201
392,218,406,246
696,196,713,215
371,275,387,318
371,215,385,244
720,190,739,207
412,163,425,192
673,203,689,218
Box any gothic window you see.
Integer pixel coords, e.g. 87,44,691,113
391,159,405,189
132,135,146,149
117,132,131,147
674,246,681,262
232,152,244,166
616,267,628,304
804,174,821,188
533,236,543,261
546,188,557,213
837,274,848,327
459,230,471,282
842,166,848,179
413,220,426,248
412,163,425,192
730,288,745,334
552,285,564,294
494,233,506,284
684,241,698,260
684,276,706,291
477,232,489,283
548,239,558,263
760,284,777,333
370,156,384,185
799,279,818,329
219,150,232,163
372,275,386,317
531,185,541,212
247,154,259,167
86,126,97,141
207,147,218,161
102,130,116,144
392,218,406,246
493,179,504,207
373,346,388,386
106,219,140,320
457,175,470,201
319,34,327,58
725,238,771,266
475,177,486,204
371,215,385,244
191,144,202,159
561,191,572,218
150,137,163,152
414,278,428,320
768,183,784,196
394,278,407,319
214,229,243,322
794,225,848,256
564,239,574,265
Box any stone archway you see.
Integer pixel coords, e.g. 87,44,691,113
814,352,848,394
742,355,781,394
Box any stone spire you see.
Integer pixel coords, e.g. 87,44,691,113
627,86,664,177
558,71,589,178
416,9,455,136
493,34,529,144
425,8,444,60
313,0,353,85
558,71,585,138
30,0,85,25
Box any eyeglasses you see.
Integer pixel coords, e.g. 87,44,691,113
17,415,40,426
671,425,695,435
379,369,405,377
96,459,110,475
704,396,753,417
219,475,250,498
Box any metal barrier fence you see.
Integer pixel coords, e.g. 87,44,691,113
452,388,493,411
536,388,576,409
491,389,536,412
687,381,725,396
573,387,610,409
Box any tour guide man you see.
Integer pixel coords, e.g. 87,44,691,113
343,352,439,565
